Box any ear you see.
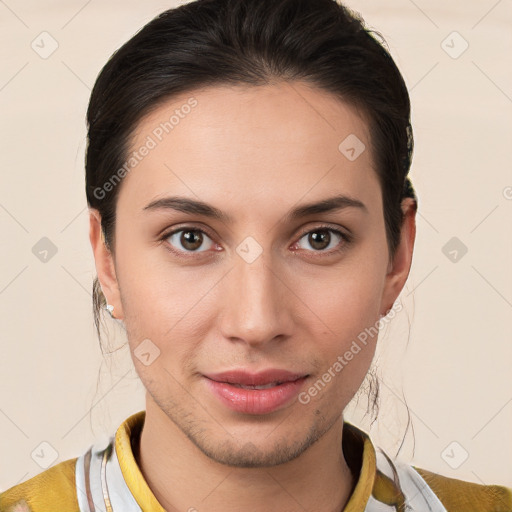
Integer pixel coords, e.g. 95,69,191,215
89,208,124,320
379,197,417,315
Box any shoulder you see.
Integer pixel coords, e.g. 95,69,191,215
373,448,512,512
413,465,512,512
0,458,79,512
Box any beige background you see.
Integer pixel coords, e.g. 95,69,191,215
1,0,511,492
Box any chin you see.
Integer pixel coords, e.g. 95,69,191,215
182,419,326,469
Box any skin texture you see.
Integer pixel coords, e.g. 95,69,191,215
89,80,416,512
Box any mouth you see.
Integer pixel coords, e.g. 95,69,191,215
202,369,310,415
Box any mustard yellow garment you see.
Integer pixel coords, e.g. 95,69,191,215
1,410,511,511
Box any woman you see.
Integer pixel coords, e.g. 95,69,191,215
1,0,511,510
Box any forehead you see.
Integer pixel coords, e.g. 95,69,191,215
118,81,379,217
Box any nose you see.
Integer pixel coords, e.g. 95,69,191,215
218,249,294,348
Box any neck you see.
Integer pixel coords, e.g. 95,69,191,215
136,398,356,512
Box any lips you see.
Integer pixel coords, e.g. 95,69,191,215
203,369,309,415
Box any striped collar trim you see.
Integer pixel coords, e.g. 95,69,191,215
114,410,165,511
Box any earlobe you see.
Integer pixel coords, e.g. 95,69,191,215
89,208,124,320
380,197,417,316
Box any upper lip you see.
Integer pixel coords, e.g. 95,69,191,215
204,369,308,386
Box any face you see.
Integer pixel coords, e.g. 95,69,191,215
90,81,414,468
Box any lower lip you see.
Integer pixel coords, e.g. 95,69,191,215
204,377,308,415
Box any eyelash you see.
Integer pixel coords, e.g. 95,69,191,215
159,224,352,259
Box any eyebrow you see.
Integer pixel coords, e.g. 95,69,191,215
142,194,367,223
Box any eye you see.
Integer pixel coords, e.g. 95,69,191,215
294,226,350,254
163,228,216,254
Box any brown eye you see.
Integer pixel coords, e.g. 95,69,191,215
296,228,347,253
165,229,215,253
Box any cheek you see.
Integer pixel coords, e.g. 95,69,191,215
301,281,381,412
115,229,203,324
304,257,385,342
301,249,386,391
116,253,218,368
